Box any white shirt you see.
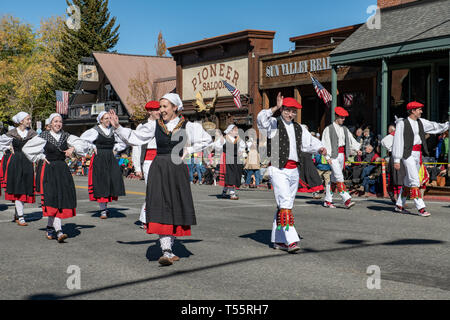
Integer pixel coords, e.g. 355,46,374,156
22,131,91,163
256,109,324,157
114,117,212,155
321,122,361,160
381,134,394,152
131,121,158,172
392,117,449,163
80,125,127,152
0,128,31,151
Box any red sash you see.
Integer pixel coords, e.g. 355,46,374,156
144,149,157,161
284,160,299,169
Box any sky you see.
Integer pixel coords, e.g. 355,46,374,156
0,0,376,56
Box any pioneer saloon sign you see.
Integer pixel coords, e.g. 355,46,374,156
182,57,248,101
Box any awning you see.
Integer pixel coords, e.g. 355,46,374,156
330,0,450,65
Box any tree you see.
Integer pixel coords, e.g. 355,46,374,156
155,31,167,57
0,15,66,123
126,61,151,123
52,0,120,92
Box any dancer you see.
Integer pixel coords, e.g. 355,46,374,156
392,101,449,216
23,113,90,242
80,111,127,219
217,124,246,200
0,112,37,226
131,101,160,227
109,93,212,266
35,118,51,197
321,107,361,209
257,93,326,253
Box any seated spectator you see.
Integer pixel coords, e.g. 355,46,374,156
360,159,383,196
353,144,379,184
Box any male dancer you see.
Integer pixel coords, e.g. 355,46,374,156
321,107,361,209
392,101,448,216
257,93,326,253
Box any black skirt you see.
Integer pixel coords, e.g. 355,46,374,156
89,149,125,199
146,154,196,226
4,151,34,196
35,159,44,194
225,162,243,188
0,151,12,188
41,160,77,210
298,152,324,192
388,156,405,186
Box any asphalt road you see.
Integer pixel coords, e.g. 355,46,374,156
0,176,449,300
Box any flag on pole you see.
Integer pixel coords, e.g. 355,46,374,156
343,93,354,107
56,90,69,115
222,80,242,109
309,74,332,107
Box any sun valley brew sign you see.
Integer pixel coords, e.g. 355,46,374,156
182,57,248,101
265,56,331,78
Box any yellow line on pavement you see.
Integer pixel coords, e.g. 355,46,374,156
75,185,146,196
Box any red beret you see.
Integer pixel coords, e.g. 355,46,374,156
406,101,424,110
282,97,302,109
335,106,349,117
145,101,160,110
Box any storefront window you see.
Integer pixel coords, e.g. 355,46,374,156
438,64,449,122
390,67,431,123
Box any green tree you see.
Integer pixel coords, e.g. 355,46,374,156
52,0,120,92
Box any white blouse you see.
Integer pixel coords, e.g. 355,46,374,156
22,131,91,163
0,128,30,151
321,123,361,160
80,125,127,153
392,117,449,163
131,121,158,172
114,117,212,155
257,109,324,159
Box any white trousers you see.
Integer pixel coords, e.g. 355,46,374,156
139,160,152,223
324,153,351,204
269,166,301,245
396,151,426,210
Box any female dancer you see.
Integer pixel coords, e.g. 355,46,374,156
217,124,246,200
80,111,127,219
109,93,212,266
0,112,37,226
23,113,90,242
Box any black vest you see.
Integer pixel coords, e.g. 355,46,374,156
155,119,188,157
93,125,115,150
40,131,70,162
267,117,303,169
6,128,37,153
402,118,429,159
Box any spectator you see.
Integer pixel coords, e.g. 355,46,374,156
244,143,261,188
360,158,383,196
357,144,380,186
313,152,331,199
355,128,363,143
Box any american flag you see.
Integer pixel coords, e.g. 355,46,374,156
56,90,69,115
344,93,354,107
310,74,332,107
222,80,241,109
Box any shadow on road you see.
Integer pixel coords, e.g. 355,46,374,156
89,207,128,219
0,203,10,211
239,230,272,247
26,237,446,300
24,211,44,223
38,223,96,239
